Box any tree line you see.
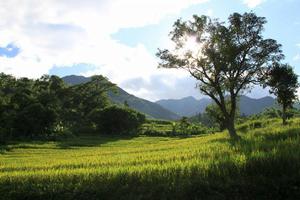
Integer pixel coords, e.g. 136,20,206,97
0,74,145,143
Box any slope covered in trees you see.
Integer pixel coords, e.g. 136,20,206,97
0,73,146,142
62,75,180,120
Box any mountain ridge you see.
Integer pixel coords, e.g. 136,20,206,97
157,95,278,116
62,75,180,120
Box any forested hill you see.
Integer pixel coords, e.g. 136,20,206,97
62,75,180,120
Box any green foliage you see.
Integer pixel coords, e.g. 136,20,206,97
236,118,278,133
14,103,57,138
92,105,146,135
260,107,281,118
142,118,212,136
65,75,116,132
0,73,116,140
204,99,240,131
1,118,300,199
145,119,173,125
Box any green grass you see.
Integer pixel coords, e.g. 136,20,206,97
1,118,300,199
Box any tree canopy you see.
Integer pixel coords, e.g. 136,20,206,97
0,73,145,142
265,63,299,124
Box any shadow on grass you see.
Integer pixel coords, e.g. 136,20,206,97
55,134,137,149
261,127,300,142
0,144,11,154
0,139,52,154
209,125,300,153
0,135,138,152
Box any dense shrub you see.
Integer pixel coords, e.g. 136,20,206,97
94,105,146,135
13,103,58,138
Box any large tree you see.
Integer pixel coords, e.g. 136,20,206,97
156,12,283,139
266,63,299,125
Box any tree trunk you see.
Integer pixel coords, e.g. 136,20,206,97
282,105,287,125
226,117,240,140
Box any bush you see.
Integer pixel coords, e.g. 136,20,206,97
94,105,146,135
13,103,57,138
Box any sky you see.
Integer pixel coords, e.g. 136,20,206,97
0,0,299,101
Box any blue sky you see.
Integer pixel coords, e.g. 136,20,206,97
0,0,299,101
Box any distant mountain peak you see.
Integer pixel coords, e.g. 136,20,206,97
62,75,90,85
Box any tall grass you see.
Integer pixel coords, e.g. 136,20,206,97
1,118,300,199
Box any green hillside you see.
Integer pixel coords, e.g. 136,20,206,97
62,75,180,120
1,118,300,199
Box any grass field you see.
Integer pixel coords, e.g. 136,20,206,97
1,118,300,199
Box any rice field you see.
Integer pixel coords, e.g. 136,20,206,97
1,118,300,199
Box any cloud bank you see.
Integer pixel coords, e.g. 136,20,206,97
0,0,276,101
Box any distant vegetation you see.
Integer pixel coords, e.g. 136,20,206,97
141,117,214,137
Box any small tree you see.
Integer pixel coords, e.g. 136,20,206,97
266,63,299,125
205,103,226,131
205,100,240,131
157,12,283,139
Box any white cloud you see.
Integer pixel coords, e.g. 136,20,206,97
243,0,265,8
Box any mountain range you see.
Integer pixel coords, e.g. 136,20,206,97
156,95,278,116
62,75,287,120
156,97,212,117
